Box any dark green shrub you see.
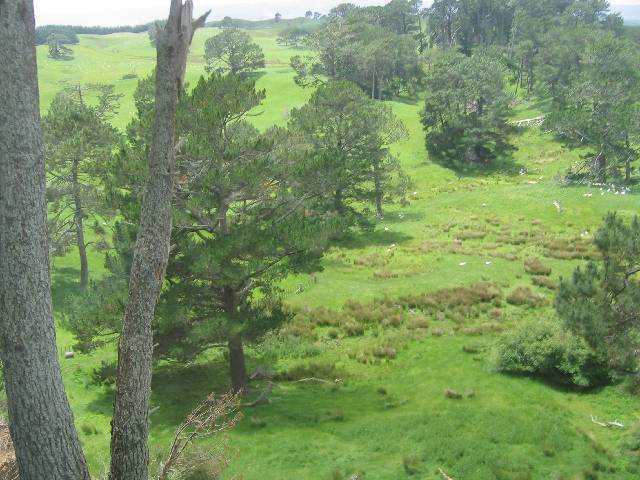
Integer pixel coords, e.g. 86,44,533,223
494,319,612,387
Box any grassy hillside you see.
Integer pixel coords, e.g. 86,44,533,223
38,29,640,480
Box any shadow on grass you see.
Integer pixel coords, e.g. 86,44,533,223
335,228,413,250
51,266,81,312
428,145,525,179
499,371,611,396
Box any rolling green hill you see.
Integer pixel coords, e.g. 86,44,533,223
38,28,640,480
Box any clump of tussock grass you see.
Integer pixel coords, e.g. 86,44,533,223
276,361,341,382
406,316,429,330
353,252,389,268
496,233,529,245
489,251,519,261
532,275,558,290
524,257,552,276
373,270,400,279
343,299,404,326
485,216,502,227
402,455,421,475
455,229,487,240
280,320,317,340
257,332,321,360
342,320,364,337
458,322,505,336
371,346,397,360
506,287,547,307
462,344,483,354
327,328,340,339
400,282,501,310
543,237,599,260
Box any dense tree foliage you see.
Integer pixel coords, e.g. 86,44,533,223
276,26,309,48
47,33,75,59
541,30,640,183
420,51,513,166
166,75,341,391
43,85,121,288
289,81,408,218
556,214,640,374
36,24,148,45
426,0,621,53
290,5,423,99
66,75,408,389
204,28,266,76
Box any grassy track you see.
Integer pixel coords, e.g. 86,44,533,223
38,28,640,479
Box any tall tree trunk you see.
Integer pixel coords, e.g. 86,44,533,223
373,163,384,218
595,151,607,184
109,3,208,480
334,189,345,213
0,1,90,478
625,137,632,185
72,159,89,289
228,334,247,393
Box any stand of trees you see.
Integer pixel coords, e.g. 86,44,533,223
204,28,266,76
419,0,639,178
43,84,121,288
421,51,513,166
2,1,209,478
36,24,149,45
65,76,408,391
290,1,424,99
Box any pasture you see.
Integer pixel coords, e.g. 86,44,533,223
38,27,640,479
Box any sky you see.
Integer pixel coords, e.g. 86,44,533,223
33,0,640,27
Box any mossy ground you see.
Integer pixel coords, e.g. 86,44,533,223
39,27,640,479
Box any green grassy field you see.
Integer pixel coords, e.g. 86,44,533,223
38,28,640,479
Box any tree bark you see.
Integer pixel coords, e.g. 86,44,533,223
109,3,208,480
0,1,90,478
373,163,384,218
595,151,607,184
334,189,345,213
72,159,89,289
229,335,247,393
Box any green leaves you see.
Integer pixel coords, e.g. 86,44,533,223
204,29,265,76
556,214,640,372
420,50,514,167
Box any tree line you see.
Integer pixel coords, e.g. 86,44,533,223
36,24,149,45
421,0,639,181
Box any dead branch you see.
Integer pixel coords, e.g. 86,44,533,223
242,382,274,408
291,377,343,385
439,467,454,479
158,392,242,480
590,415,624,429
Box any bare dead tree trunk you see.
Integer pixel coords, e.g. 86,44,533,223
109,3,209,480
0,1,90,478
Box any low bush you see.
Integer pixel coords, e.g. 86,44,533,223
524,257,551,276
531,275,558,290
493,319,612,387
506,287,546,307
257,332,320,359
277,361,340,381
